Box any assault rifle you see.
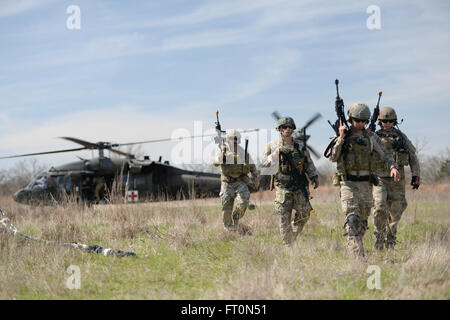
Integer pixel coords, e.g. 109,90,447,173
328,79,349,136
369,91,382,132
244,138,249,165
280,150,309,199
324,79,348,158
214,110,226,163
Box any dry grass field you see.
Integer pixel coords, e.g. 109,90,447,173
0,183,449,300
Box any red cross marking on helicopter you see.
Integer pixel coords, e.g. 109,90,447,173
127,191,138,201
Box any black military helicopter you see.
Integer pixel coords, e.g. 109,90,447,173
1,112,320,205
0,136,223,205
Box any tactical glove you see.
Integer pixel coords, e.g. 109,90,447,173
411,176,420,189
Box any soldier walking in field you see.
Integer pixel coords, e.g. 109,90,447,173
329,103,400,258
372,107,421,250
93,176,106,203
260,117,319,246
213,129,259,235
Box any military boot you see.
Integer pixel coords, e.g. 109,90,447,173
291,223,299,243
281,229,295,246
231,213,251,236
223,209,235,232
236,223,252,236
344,215,365,258
347,235,365,259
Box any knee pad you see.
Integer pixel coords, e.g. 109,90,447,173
345,215,360,237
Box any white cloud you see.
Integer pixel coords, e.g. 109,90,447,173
159,28,246,51
254,0,361,28
0,1,383,71
1,0,449,165
0,0,55,18
82,33,146,59
10,33,149,70
220,48,302,103
120,0,283,29
7,29,248,71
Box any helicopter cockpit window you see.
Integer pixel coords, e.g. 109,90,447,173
58,176,64,189
27,171,47,190
65,176,71,192
57,176,71,192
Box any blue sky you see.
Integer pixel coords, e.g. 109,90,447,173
0,0,449,170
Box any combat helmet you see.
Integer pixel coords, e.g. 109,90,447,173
277,117,296,130
226,129,241,143
347,102,371,121
378,106,397,121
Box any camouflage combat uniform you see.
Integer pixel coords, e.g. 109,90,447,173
372,127,420,249
261,138,318,245
213,143,258,232
330,129,398,258
93,176,106,202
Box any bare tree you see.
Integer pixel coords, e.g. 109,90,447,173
0,159,48,195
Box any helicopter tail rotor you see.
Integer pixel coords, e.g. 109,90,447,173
270,111,322,159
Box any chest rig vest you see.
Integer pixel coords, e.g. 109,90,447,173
219,145,250,183
376,129,409,167
276,139,307,189
341,131,374,174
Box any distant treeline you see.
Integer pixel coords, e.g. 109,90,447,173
1,150,449,196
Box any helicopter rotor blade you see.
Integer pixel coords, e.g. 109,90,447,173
0,147,87,160
116,129,260,147
0,129,261,161
107,148,133,157
59,137,99,149
306,145,321,159
271,111,281,121
299,112,322,132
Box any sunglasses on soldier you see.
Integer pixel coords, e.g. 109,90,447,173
281,125,293,129
352,118,367,123
381,119,395,123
